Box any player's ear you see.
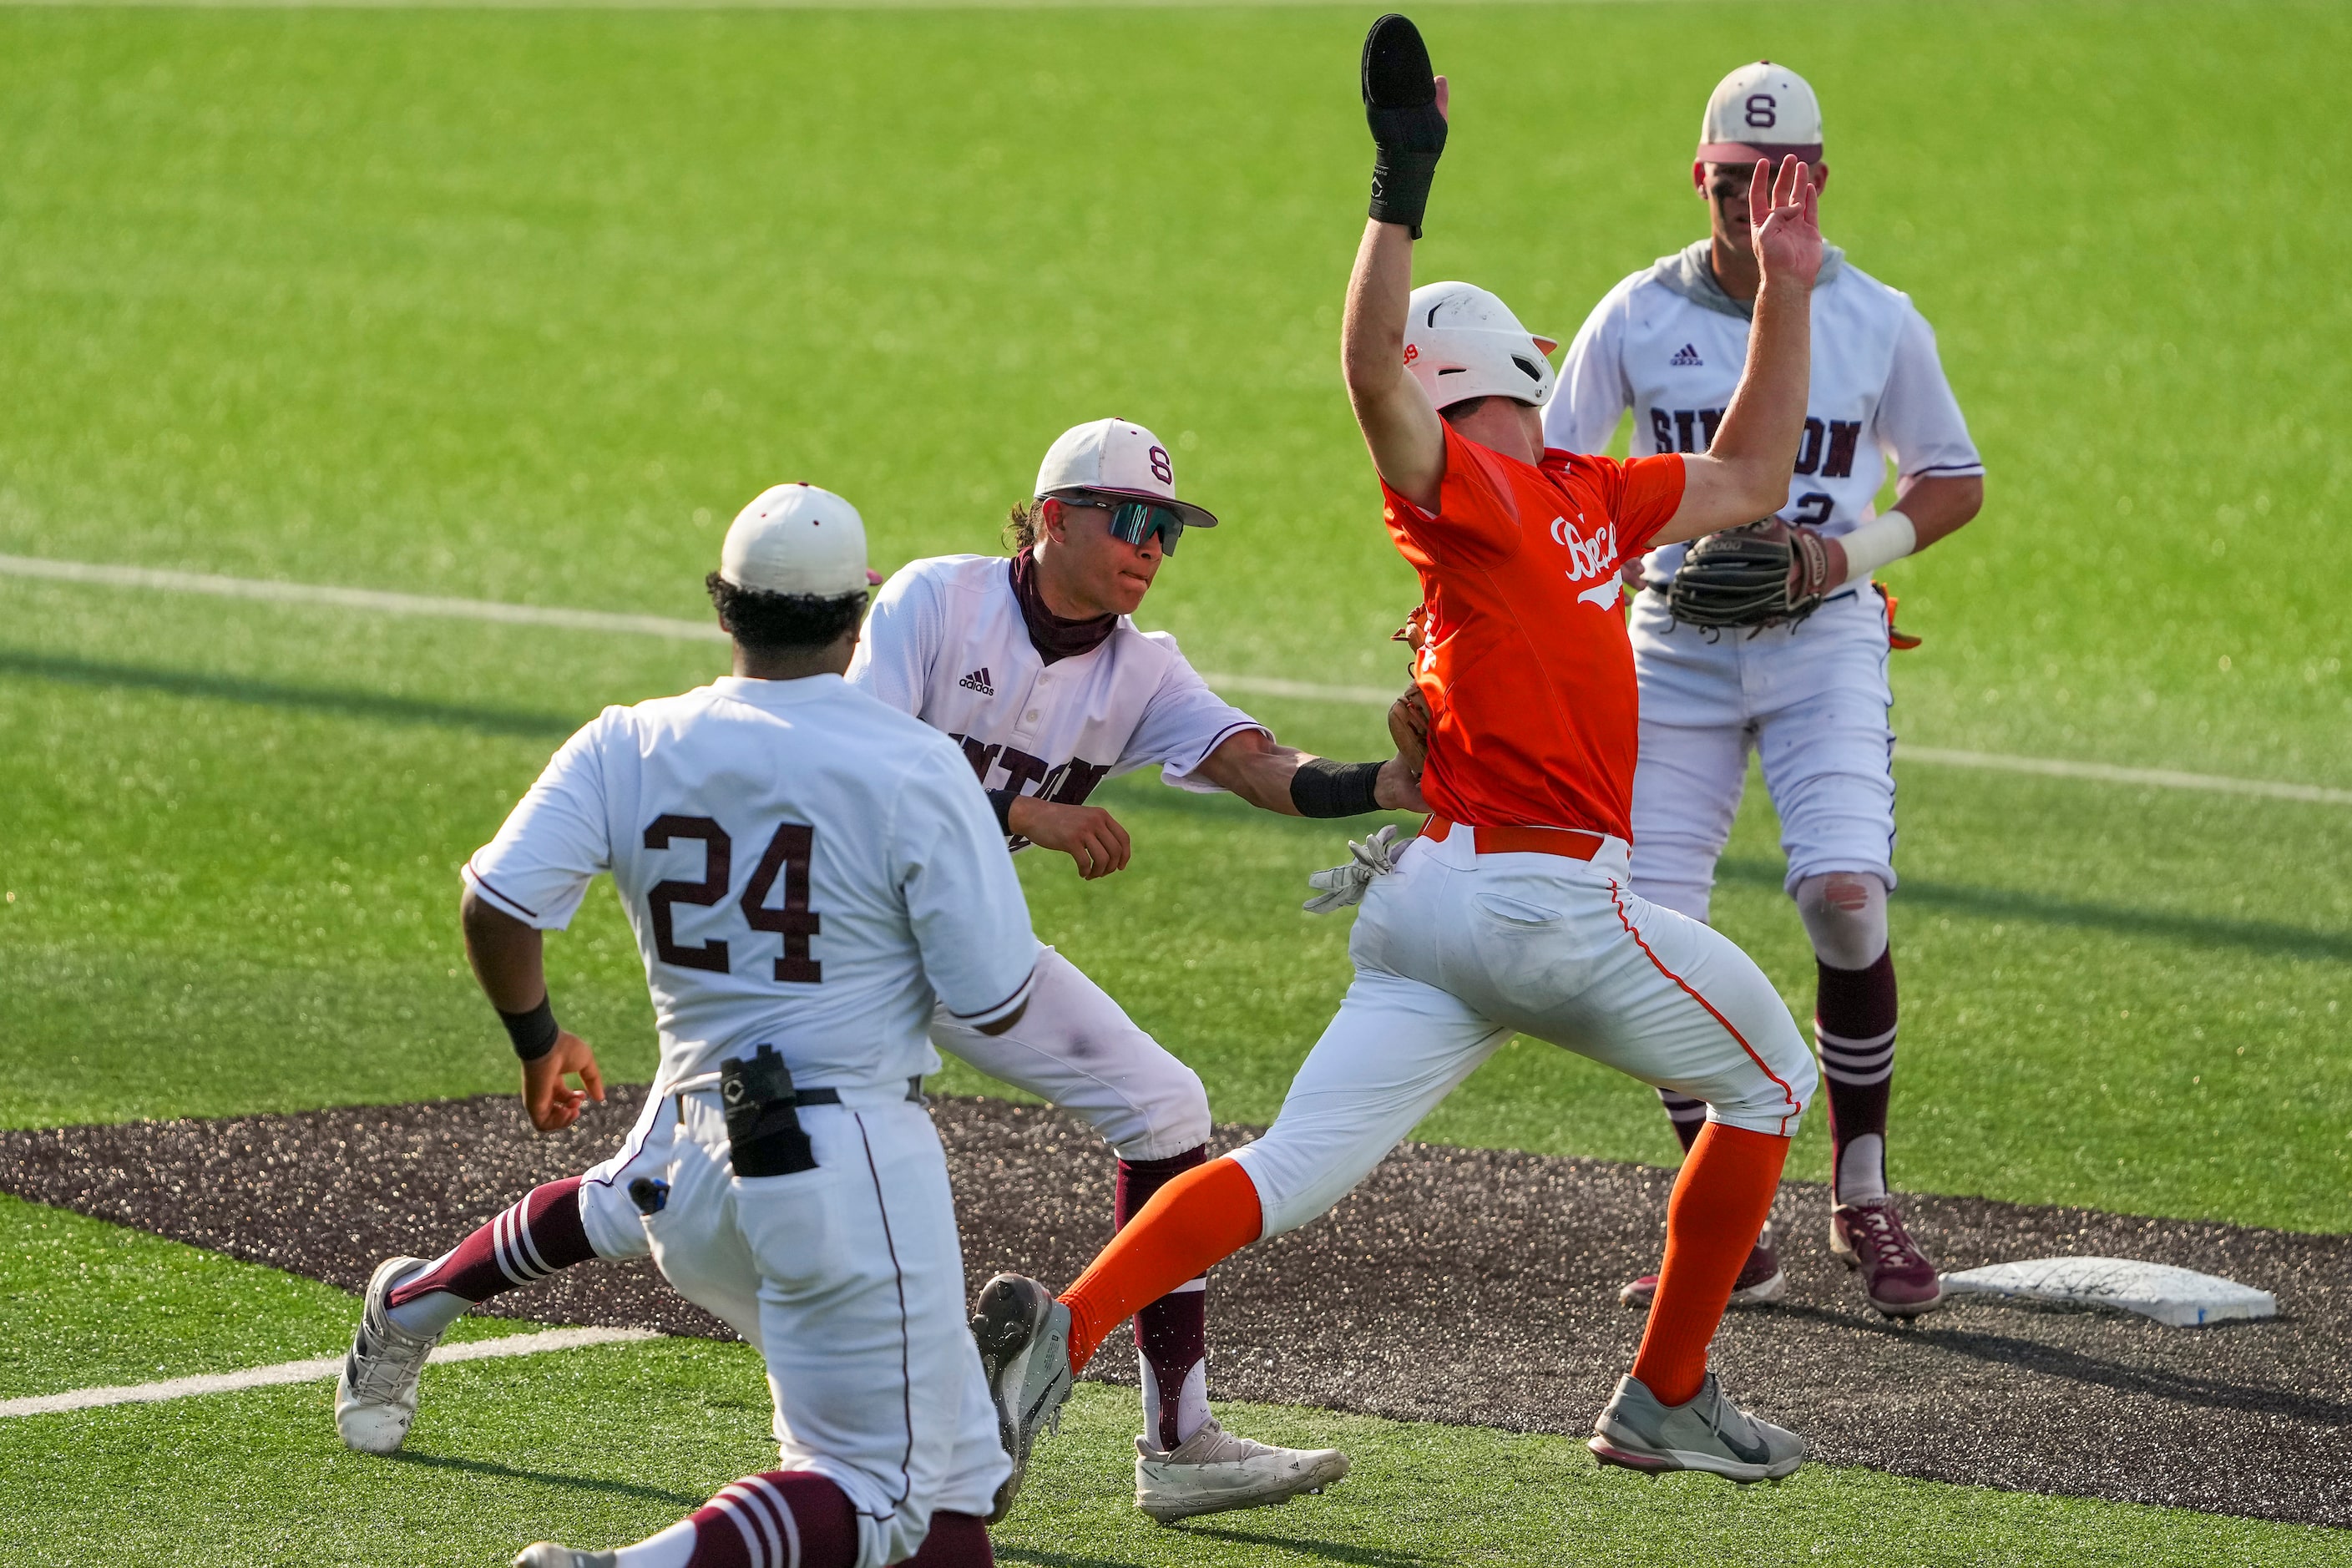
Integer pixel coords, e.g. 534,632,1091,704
1809,161,1828,198
1039,498,1067,543
1692,160,1707,195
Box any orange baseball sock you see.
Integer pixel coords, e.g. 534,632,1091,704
1630,1121,1791,1408
1060,1156,1262,1373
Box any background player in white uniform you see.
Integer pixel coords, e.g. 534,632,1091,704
1543,62,1985,1317
350,484,1029,1568
337,419,1414,1524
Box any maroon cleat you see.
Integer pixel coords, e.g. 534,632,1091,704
1618,1222,1787,1311
1831,1197,1944,1317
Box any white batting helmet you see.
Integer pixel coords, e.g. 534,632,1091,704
1403,281,1559,411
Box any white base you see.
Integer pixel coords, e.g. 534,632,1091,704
1938,1257,2276,1328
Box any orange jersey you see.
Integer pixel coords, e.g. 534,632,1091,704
1380,423,1685,839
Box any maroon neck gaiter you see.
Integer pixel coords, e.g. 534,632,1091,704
1008,548,1117,665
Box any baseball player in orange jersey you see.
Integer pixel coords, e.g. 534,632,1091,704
1547,63,1984,1318
967,16,1832,1511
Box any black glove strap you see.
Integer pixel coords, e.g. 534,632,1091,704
499,994,560,1063
1369,146,1442,238
1291,758,1386,819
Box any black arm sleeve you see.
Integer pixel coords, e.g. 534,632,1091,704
1289,758,1387,818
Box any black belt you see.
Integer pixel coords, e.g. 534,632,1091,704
788,1075,926,1106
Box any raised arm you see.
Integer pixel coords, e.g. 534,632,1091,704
1652,156,1824,548
1343,18,1451,512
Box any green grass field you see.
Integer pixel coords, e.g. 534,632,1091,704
3,1,2349,1561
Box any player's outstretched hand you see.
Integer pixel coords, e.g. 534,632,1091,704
1749,154,1823,290
521,1030,604,1132
1014,797,1133,881
1363,13,1449,235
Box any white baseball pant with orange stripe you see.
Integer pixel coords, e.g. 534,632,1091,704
1230,826,1816,1237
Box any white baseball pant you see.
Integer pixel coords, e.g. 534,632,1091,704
635,1083,1009,1568
1228,827,1816,1238
577,943,1209,1258
1627,586,1897,923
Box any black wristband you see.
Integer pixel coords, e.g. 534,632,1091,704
1290,758,1387,819
986,788,1019,837
1363,14,1447,238
498,994,560,1062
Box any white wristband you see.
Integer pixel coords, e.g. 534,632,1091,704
1839,509,1917,584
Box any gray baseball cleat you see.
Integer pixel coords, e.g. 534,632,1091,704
969,1272,1075,1524
1134,1417,1351,1523
512,1545,615,1568
1587,1373,1804,1483
334,1254,440,1454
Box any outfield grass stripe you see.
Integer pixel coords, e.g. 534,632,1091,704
0,1325,659,1419
8,552,2347,806
0,554,730,644
1897,746,2352,807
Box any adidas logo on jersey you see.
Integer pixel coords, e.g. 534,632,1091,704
959,667,994,696
1670,343,1705,367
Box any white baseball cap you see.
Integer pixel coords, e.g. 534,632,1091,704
1697,61,1823,168
718,483,883,598
1033,418,1218,530
1404,281,1558,411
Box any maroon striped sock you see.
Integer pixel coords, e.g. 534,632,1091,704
685,1471,857,1568
903,1512,993,1565
387,1177,595,1310
1815,948,1899,1204
1117,1146,1211,1450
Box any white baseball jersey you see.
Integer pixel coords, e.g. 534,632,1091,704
463,673,1038,1091
1544,241,1983,582
846,554,1265,827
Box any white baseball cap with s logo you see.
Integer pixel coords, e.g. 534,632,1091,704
1034,417,1219,530
1697,61,1823,169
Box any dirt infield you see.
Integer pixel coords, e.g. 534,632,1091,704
5,1090,2347,1526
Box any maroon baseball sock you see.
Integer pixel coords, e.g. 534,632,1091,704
670,1470,859,1568
384,1177,597,1335
1117,1146,1211,1451
903,1512,994,1565
1656,1089,1708,1156
1815,948,1899,1206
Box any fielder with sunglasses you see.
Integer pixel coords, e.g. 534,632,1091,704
332,417,1419,1524
842,416,1419,1517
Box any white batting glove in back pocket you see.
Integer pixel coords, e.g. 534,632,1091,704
1302,824,1406,914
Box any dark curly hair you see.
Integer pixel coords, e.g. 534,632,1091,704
706,573,868,652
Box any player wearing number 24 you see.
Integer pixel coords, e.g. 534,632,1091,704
351,484,1029,1567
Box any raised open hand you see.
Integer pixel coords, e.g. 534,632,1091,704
1748,154,1823,290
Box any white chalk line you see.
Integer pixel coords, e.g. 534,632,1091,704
4,552,2345,807
0,1324,660,1419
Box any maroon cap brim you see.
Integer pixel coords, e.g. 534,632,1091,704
1697,141,1823,168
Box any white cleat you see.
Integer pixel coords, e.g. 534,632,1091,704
334,1255,440,1454
1135,1418,1351,1524
512,1545,615,1568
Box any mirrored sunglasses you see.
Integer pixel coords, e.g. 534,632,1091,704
1061,496,1186,555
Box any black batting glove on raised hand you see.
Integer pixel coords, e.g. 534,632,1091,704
1363,13,1446,237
